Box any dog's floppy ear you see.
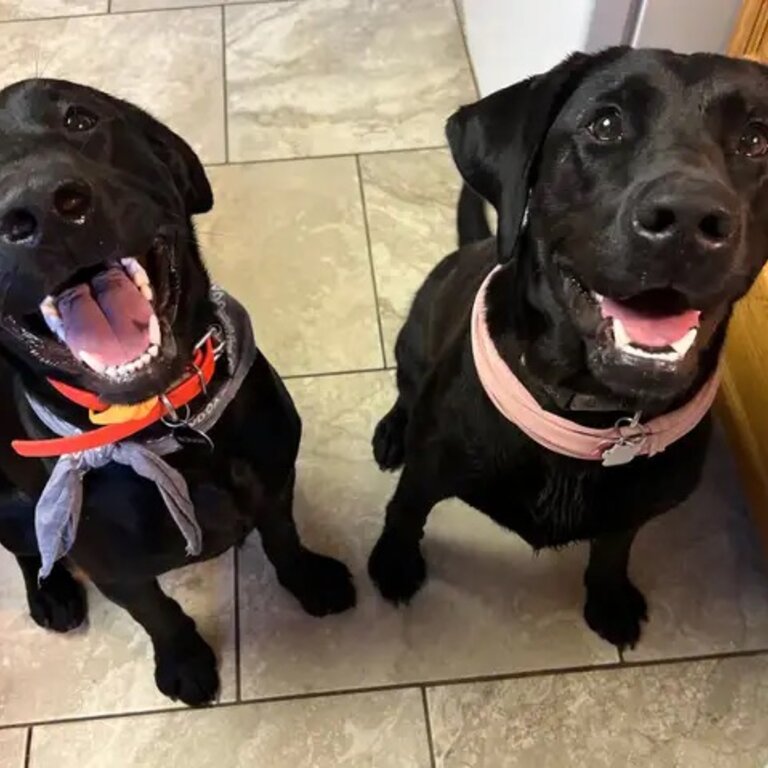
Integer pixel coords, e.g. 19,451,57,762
446,51,607,263
121,99,213,216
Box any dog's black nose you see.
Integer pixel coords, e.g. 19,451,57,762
632,184,736,251
0,178,93,247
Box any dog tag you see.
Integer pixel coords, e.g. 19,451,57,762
174,425,215,453
601,437,643,467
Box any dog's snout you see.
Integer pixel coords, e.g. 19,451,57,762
0,176,93,248
0,208,38,245
631,181,737,253
53,181,92,223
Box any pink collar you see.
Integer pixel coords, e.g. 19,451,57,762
470,266,720,466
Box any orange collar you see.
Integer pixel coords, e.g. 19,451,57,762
13,338,216,458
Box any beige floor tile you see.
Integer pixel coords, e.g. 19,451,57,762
113,0,273,10
0,729,26,768
0,0,104,19
360,149,463,365
0,8,224,163
29,689,431,768
237,371,617,700
199,159,382,376
225,0,476,161
625,431,768,660
0,551,235,725
428,655,768,768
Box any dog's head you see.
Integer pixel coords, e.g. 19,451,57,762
448,48,768,404
0,79,213,404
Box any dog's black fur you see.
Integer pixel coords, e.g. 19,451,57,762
368,48,768,649
0,80,355,705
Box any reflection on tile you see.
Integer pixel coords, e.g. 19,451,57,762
238,371,616,700
361,149,461,365
199,159,381,376
0,0,104,19
0,9,224,163
0,729,26,768
0,551,235,725
225,0,476,161
30,689,431,768
626,431,768,660
428,655,768,768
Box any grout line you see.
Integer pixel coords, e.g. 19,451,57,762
23,727,32,768
233,547,242,702
355,155,388,369
3,646,767,732
203,144,449,171
421,688,438,768
450,0,481,99
220,5,230,164
282,365,388,382
107,0,112,12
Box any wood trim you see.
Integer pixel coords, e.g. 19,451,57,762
728,0,768,58
722,1,768,556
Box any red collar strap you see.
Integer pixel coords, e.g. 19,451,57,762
12,338,216,458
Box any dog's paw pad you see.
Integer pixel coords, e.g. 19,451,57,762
584,580,648,650
372,405,407,471
28,564,87,633
281,552,356,617
155,630,219,707
368,534,426,604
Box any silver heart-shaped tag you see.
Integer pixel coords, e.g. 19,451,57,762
601,439,643,467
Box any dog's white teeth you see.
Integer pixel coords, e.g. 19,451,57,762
139,284,153,302
140,352,151,366
79,350,105,374
148,344,159,358
612,318,631,349
121,257,150,287
40,296,59,318
670,328,698,357
149,314,161,346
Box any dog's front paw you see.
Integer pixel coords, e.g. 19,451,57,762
280,551,356,617
368,533,426,604
584,580,648,650
372,404,407,471
154,629,219,706
28,563,87,633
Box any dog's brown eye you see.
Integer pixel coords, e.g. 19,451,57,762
63,105,98,133
737,122,768,158
588,108,624,143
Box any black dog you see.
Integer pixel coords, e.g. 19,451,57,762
368,47,768,649
0,79,355,705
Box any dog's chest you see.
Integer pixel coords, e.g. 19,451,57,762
459,438,708,549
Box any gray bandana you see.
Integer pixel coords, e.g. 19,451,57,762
27,287,257,582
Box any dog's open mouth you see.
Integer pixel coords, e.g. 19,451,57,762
596,289,700,364
2,235,179,385
40,257,161,379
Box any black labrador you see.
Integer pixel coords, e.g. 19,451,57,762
368,47,768,649
0,79,355,705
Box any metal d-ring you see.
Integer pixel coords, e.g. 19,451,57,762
160,395,191,428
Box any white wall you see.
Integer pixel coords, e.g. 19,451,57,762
632,0,740,53
462,0,738,97
462,0,598,95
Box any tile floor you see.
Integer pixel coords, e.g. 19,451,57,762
0,2,767,766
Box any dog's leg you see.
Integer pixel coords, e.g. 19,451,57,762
369,464,443,603
372,398,408,471
583,528,648,650
93,578,218,706
16,554,87,632
241,470,356,617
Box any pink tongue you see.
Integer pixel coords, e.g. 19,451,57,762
56,267,153,367
600,297,700,348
